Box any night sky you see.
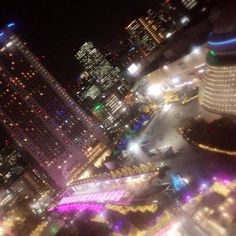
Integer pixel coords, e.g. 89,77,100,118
0,0,153,84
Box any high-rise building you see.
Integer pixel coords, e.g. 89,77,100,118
199,32,236,116
125,19,158,56
125,3,186,56
103,93,126,121
75,42,121,91
0,124,55,204
0,25,108,187
145,9,180,40
92,93,126,132
76,71,102,102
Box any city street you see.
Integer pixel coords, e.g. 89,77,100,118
133,99,236,183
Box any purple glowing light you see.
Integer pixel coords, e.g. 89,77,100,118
184,195,192,203
58,190,126,205
216,174,231,183
55,203,104,213
113,221,122,232
199,183,209,192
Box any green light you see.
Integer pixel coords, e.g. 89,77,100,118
95,105,102,111
49,225,59,235
93,102,103,112
209,50,216,56
207,50,219,65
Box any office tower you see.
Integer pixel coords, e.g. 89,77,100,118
0,25,108,187
76,71,102,102
92,93,126,131
103,93,126,121
125,3,186,56
125,19,158,56
69,70,129,137
103,93,127,133
75,42,121,91
145,9,179,40
199,32,236,116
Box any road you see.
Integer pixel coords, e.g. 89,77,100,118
143,46,206,89
132,99,236,183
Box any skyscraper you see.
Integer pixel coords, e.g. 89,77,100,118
125,3,185,56
125,19,158,56
76,71,102,102
75,42,121,91
0,25,108,187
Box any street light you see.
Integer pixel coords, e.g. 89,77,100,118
147,84,162,97
163,65,168,70
192,47,201,55
166,32,173,38
128,141,139,153
181,16,190,25
171,77,179,84
198,69,204,74
182,177,190,184
163,104,171,112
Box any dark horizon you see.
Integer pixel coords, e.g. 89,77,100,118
0,0,154,84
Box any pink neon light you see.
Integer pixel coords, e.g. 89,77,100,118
55,203,104,213
58,190,126,206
